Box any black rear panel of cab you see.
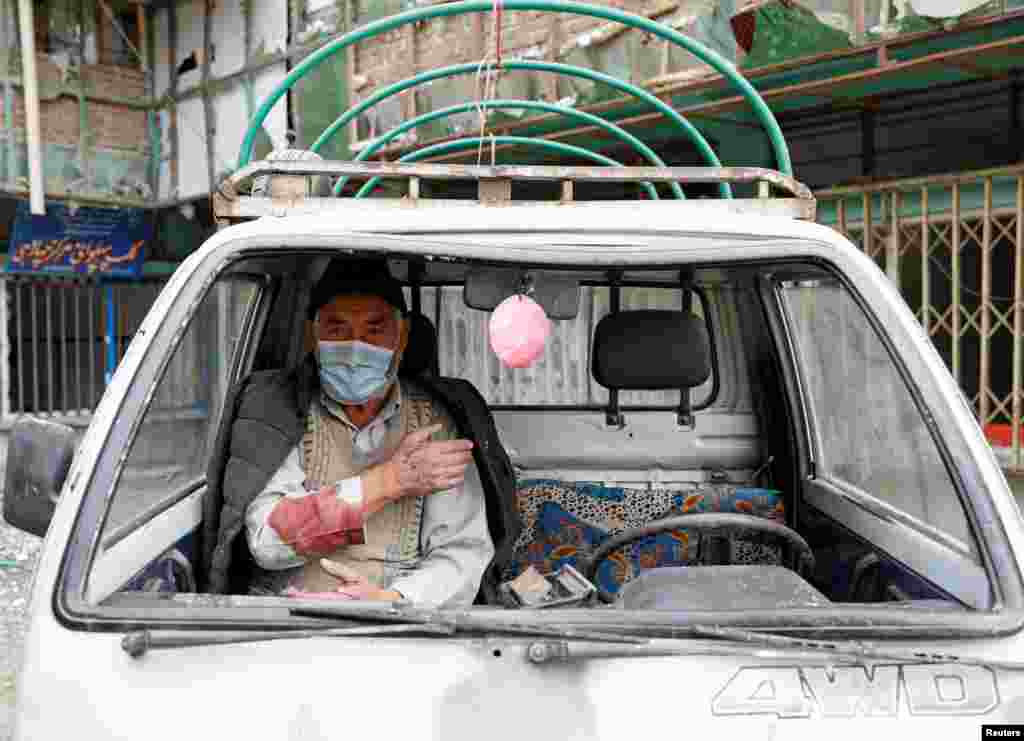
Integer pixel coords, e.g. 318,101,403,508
744,278,799,527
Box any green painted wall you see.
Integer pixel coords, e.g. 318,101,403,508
298,31,351,157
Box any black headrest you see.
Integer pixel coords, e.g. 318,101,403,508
592,310,710,390
399,312,439,378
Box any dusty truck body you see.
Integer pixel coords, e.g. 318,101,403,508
6,2,1024,738
6,176,1024,739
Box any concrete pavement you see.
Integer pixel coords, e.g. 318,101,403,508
0,445,39,741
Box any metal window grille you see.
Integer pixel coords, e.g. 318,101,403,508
817,167,1023,475
2,275,169,420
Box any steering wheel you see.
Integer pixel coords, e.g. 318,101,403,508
580,513,816,604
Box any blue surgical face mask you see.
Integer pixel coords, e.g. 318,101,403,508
317,340,397,405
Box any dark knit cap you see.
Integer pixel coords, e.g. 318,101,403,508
308,258,408,319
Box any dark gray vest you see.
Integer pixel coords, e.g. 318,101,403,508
201,357,522,600
202,360,314,594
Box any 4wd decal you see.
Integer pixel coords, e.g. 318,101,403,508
712,665,998,718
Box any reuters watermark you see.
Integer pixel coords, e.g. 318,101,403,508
983,726,1024,738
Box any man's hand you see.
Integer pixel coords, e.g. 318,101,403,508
268,484,365,556
317,559,401,601
391,422,475,496
362,423,474,514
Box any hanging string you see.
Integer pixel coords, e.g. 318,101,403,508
474,0,504,166
473,58,493,166
493,0,504,68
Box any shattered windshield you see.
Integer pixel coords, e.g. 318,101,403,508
88,255,987,621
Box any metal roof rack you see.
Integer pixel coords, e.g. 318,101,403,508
214,161,816,224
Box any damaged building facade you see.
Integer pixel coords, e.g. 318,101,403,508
0,0,1022,473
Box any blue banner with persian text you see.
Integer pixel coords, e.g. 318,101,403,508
6,200,151,278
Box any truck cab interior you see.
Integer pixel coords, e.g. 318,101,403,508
75,250,988,615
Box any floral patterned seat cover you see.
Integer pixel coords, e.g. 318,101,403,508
504,479,787,597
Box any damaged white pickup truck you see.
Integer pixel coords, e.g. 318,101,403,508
5,1,1024,737
4,159,1024,739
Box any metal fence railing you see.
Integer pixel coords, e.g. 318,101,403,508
2,275,168,420
817,165,1023,475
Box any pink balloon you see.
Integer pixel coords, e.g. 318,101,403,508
489,294,551,368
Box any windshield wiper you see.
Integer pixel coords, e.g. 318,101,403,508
122,599,449,657
291,602,649,644
525,624,1024,670
122,622,454,657
121,599,645,658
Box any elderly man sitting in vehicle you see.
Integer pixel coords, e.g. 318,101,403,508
242,259,494,606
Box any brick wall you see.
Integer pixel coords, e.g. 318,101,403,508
347,0,699,142
353,0,672,82
81,65,147,100
353,9,569,91
85,104,148,152
9,55,147,153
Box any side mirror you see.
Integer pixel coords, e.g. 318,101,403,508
2,416,77,537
